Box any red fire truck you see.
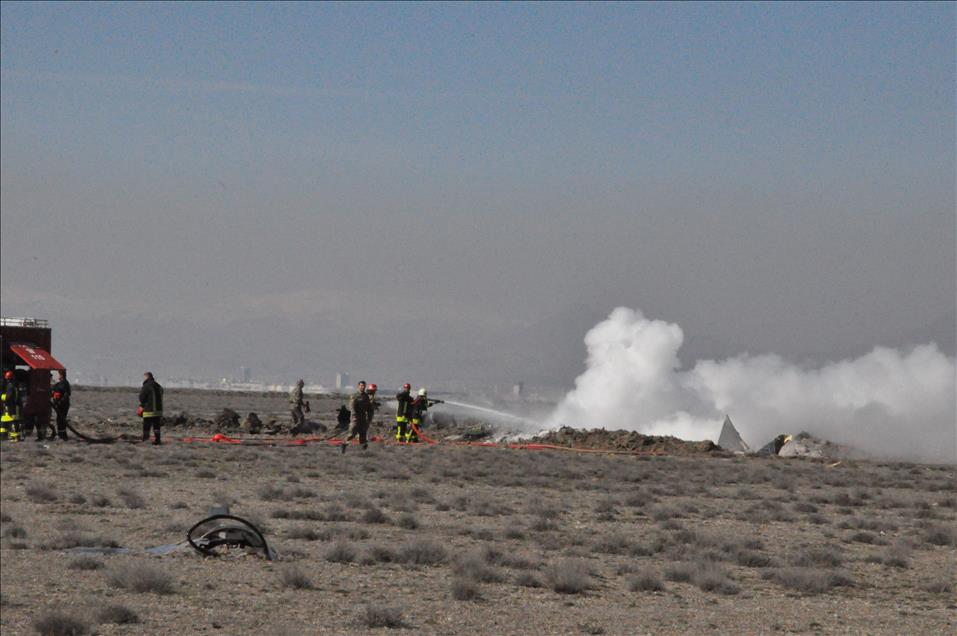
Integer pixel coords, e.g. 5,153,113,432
1,317,65,437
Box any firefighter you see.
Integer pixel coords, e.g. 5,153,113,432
395,383,412,442
407,388,443,443
1,369,22,442
408,388,444,443
50,369,71,441
138,371,164,445
368,383,380,425
341,380,373,453
289,379,308,431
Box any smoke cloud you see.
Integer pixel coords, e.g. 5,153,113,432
547,308,956,463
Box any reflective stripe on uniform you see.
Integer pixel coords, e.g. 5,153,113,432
141,411,163,418
396,416,407,423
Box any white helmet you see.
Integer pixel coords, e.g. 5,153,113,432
417,388,427,396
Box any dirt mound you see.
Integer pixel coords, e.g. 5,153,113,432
532,426,723,455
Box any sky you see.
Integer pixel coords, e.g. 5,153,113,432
1,2,954,389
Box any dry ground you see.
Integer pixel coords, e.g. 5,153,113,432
1,388,955,635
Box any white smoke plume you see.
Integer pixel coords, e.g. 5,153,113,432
547,307,957,463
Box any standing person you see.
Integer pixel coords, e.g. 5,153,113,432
395,383,412,442
50,369,71,441
368,383,380,425
138,371,164,445
1,370,22,442
407,388,443,443
289,379,307,432
341,380,373,453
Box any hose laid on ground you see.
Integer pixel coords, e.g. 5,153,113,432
64,422,140,444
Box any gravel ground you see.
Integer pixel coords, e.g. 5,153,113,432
1,387,955,635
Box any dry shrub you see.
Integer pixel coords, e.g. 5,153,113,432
116,487,146,509
363,544,399,564
360,604,407,628
452,552,504,583
920,576,955,594
628,571,665,592
400,539,447,565
396,513,419,530
692,562,740,595
52,530,120,550
764,567,855,594
543,558,591,594
26,483,59,503
361,507,389,524
881,544,912,569
664,562,695,583
107,563,175,594
515,571,542,588
451,576,481,601
67,556,103,571
96,604,140,625
272,508,324,521
791,546,844,568
278,565,314,590
32,611,88,635
325,541,357,563
286,526,325,541
322,504,351,522
2,525,26,539
504,525,526,540
90,494,111,508
922,523,957,547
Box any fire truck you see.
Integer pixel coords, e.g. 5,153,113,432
1,317,65,438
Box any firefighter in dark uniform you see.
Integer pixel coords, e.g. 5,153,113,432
138,371,164,445
1,370,23,442
50,369,71,441
395,383,412,442
341,380,373,453
407,388,443,443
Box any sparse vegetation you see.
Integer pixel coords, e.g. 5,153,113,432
107,563,175,594
67,556,104,571
627,571,665,592
116,487,147,509
764,567,855,594
400,539,447,565
359,604,407,628
96,604,140,625
32,611,89,636
451,576,481,600
324,541,358,564
543,558,591,594
25,484,59,503
2,387,953,635
278,565,315,590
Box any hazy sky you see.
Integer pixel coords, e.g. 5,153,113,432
1,2,954,388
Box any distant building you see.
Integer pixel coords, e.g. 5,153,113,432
240,366,251,382
512,382,524,399
336,372,350,390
